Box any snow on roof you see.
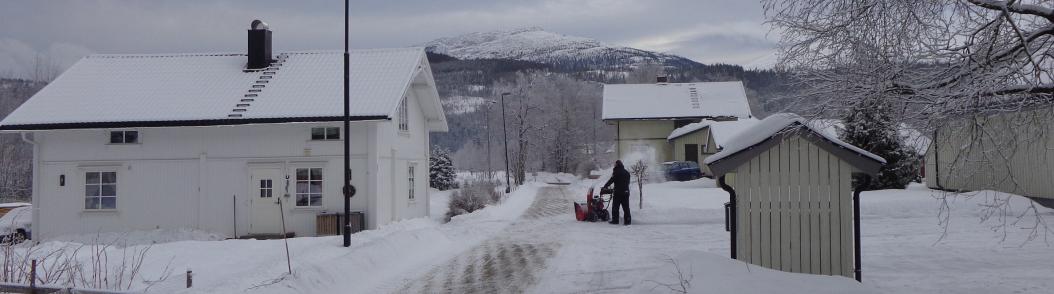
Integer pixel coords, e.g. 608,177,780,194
704,113,886,165
0,48,448,131
0,202,29,208
602,81,753,120
667,119,760,148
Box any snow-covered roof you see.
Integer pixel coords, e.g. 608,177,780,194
667,119,760,148
602,81,753,120
0,202,29,208
0,48,448,132
704,113,886,174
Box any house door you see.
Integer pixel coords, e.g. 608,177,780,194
685,144,699,163
250,168,284,235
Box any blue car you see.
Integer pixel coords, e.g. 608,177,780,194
662,161,703,181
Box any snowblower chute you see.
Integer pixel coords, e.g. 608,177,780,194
574,187,610,222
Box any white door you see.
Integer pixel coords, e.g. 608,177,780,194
250,168,284,235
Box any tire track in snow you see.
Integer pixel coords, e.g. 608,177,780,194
398,186,570,293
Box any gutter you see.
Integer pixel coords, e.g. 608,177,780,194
718,175,737,259
0,115,390,131
932,128,944,190
20,132,39,241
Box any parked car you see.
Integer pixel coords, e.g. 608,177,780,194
662,161,703,181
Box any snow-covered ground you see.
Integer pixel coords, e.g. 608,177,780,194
3,177,1051,293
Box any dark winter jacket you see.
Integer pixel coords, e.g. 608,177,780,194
604,162,631,194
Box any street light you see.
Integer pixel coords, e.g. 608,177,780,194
500,92,512,194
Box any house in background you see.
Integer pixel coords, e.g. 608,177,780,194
667,119,759,176
601,79,753,165
0,21,448,240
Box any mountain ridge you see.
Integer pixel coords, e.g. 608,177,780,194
419,27,704,71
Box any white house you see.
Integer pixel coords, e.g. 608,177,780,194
0,22,448,240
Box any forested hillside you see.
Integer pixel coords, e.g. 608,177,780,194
424,29,794,173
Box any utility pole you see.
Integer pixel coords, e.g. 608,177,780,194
500,92,512,194
342,0,355,248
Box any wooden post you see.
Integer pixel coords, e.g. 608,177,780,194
186,268,193,288
29,259,36,294
278,197,292,275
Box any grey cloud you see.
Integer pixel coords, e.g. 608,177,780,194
0,0,774,77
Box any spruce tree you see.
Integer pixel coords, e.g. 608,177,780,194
430,146,457,190
841,98,919,190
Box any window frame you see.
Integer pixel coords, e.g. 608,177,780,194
108,130,140,144
398,97,409,132
407,163,416,201
294,167,324,207
259,179,274,198
84,169,118,210
310,127,341,141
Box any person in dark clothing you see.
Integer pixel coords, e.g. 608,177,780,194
603,160,632,225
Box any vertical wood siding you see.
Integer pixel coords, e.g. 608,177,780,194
731,135,857,278
926,107,1054,200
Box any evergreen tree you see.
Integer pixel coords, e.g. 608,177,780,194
841,98,919,190
430,146,457,190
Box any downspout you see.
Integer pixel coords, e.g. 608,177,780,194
718,175,736,260
20,132,39,241
853,174,870,282
932,128,943,190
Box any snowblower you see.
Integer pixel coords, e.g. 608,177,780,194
574,186,611,222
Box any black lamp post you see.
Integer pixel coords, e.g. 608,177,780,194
500,92,511,193
342,0,354,248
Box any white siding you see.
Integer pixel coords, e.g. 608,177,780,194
29,116,433,239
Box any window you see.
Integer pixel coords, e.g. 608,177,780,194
295,168,323,207
259,179,273,198
311,127,340,140
408,164,416,200
398,97,409,131
85,171,117,209
109,130,138,144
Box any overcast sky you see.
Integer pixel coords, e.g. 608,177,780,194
0,0,776,79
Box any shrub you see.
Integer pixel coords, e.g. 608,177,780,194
445,180,501,221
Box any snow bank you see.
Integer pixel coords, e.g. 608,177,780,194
45,228,226,246
428,188,453,222
633,250,876,294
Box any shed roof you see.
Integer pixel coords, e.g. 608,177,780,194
602,81,753,120
0,48,448,132
667,119,759,147
704,113,886,176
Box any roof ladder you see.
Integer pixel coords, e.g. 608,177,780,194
228,53,290,118
688,87,701,109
